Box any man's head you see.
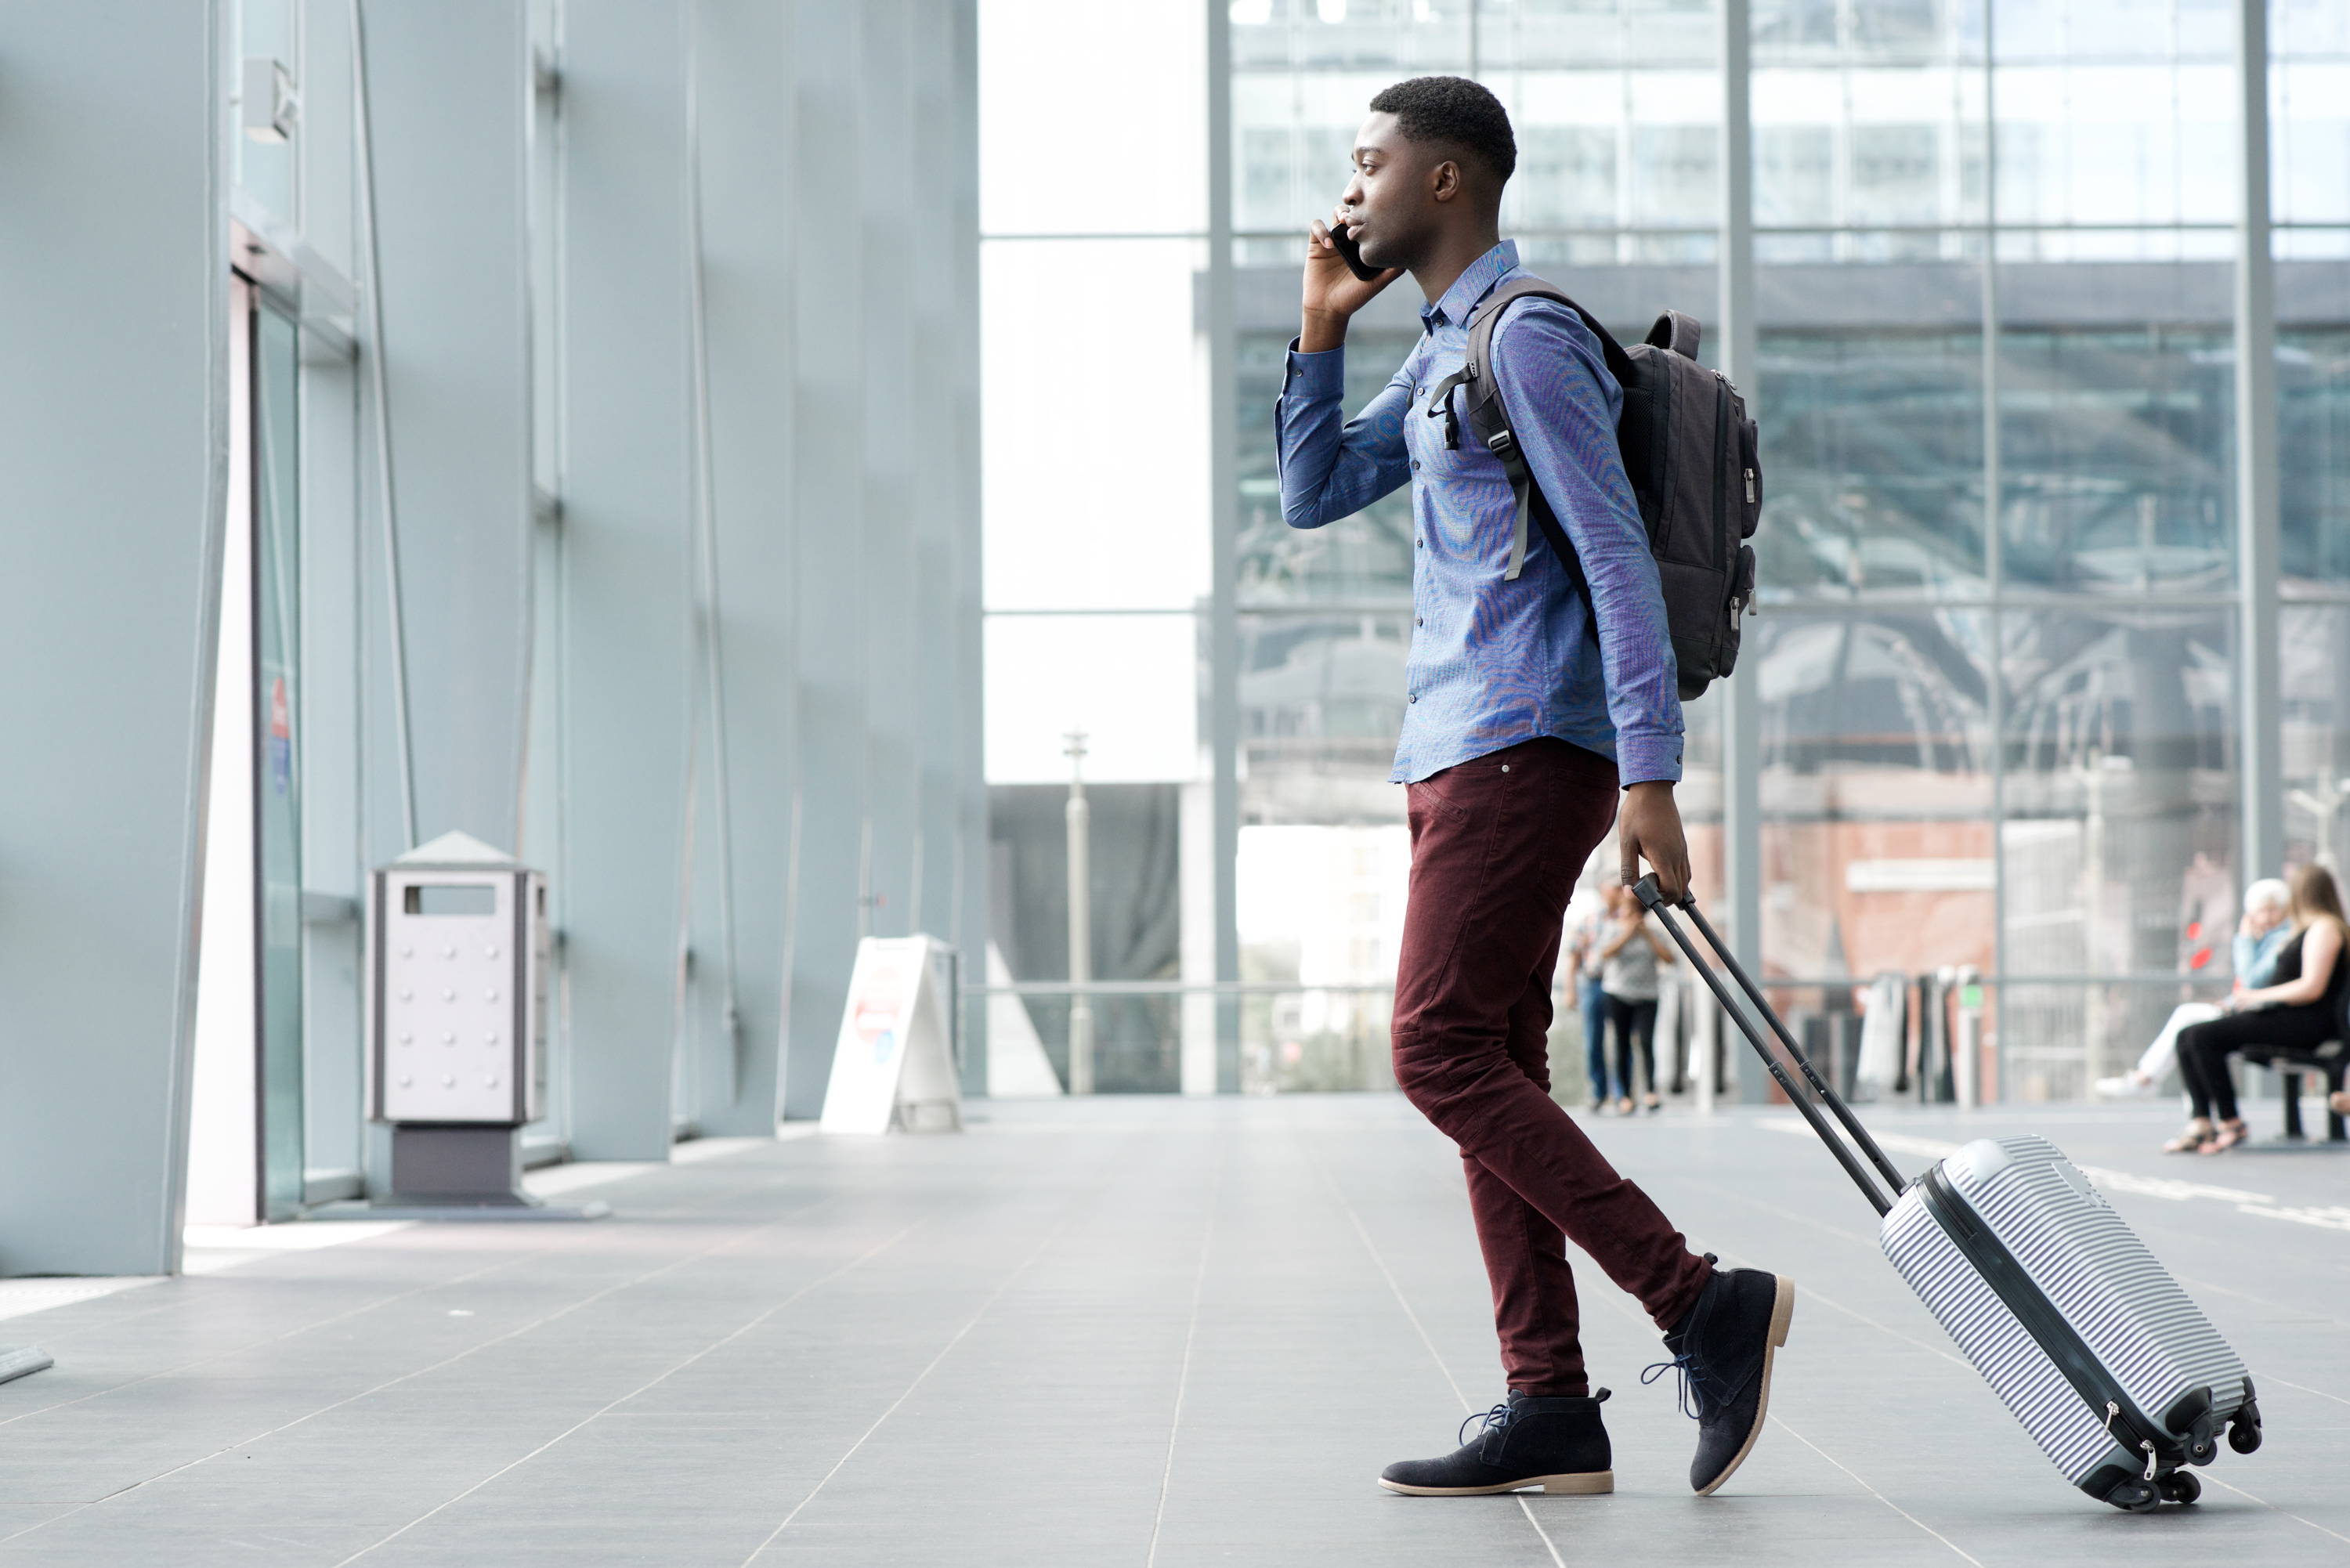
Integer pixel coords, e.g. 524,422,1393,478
1340,75,1515,274
2246,877,2290,934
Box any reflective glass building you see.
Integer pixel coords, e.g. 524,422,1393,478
984,0,2350,1102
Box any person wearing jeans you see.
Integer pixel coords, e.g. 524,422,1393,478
1598,883,1673,1113
1562,894,1617,1111
1277,74,1793,1499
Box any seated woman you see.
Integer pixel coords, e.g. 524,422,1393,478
2168,863,2349,1154
2098,877,2290,1097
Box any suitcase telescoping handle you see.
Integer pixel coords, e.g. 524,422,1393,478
1632,875,1910,1216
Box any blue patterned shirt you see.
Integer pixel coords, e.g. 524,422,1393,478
1274,240,1684,786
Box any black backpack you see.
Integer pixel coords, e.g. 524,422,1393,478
1423,279,1760,701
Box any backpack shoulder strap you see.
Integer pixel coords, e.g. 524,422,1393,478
1423,277,1622,598
1466,280,1636,388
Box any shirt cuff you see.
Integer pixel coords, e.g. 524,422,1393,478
1283,338,1346,399
1614,732,1683,788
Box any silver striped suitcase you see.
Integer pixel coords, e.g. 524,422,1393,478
1635,877,2265,1511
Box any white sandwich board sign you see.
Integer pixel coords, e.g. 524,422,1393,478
819,936,963,1134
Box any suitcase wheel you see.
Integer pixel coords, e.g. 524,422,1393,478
2229,1416,2262,1455
2158,1471,2202,1506
2106,1478,2162,1512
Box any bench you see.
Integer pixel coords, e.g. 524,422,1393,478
2247,1039,2349,1145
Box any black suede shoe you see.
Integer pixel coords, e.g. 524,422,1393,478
1378,1389,1614,1496
1647,1259,1795,1495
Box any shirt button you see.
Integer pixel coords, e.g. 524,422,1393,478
1409,694,1419,703
1416,538,1425,548
1411,460,1420,471
1415,616,1423,627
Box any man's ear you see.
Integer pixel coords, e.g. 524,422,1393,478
1429,157,1462,205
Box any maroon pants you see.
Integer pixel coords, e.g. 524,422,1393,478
1390,737,1713,1396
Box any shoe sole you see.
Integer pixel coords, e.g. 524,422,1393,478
1378,1471,1614,1497
1694,1274,1795,1498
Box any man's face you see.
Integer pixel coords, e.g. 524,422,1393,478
2249,899,2286,935
1338,111,1445,272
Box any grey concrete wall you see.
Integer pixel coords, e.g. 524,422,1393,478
696,0,800,1135
949,0,989,1097
779,0,873,1119
0,4,225,1275
686,0,985,1128
558,0,695,1159
360,0,534,855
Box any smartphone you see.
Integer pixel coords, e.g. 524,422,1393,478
1329,220,1382,283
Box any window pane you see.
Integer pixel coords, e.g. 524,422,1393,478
2282,602,2350,869
1993,980,2238,1105
1235,327,1418,606
2272,10,2350,227
985,613,1198,783
983,239,1210,611
989,782,1184,1093
1240,609,1410,824
1995,295,2234,594
981,0,1206,234
1752,610,1994,982
1999,605,2239,980
1994,56,2233,229
2282,318,2350,587
1236,822,1407,1093
1231,0,1473,75
1759,288,1989,599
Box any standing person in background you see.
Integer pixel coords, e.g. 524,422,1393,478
1561,891,1617,1113
1597,883,1675,1115
2096,877,2291,1099
1277,75,1793,1498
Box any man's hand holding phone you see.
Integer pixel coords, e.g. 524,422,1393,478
1302,206,1400,353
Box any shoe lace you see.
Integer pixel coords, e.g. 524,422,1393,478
1457,1401,1513,1448
1640,1354,1702,1420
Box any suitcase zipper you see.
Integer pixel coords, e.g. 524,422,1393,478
2105,1403,2157,1482
1918,1168,2176,1477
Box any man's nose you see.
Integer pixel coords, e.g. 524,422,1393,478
1340,171,1365,209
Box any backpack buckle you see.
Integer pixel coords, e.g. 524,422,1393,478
1488,427,1517,458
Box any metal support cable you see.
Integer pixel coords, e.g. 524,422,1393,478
349,0,419,850
684,0,743,1093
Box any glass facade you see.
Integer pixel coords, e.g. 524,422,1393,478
978,2,1214,1087
253,299,306,1219
1191,0,2350,1098
965,2,2350,1098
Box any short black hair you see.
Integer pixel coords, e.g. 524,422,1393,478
1367,75,1516,185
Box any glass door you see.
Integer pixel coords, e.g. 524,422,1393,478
253,299,306,1219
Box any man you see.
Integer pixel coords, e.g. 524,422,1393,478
2096,876,2290,1098
1276,74,1793,1499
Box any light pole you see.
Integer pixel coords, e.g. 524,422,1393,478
1065,728,1094,1095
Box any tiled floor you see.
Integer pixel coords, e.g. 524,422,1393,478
1,1095,2346,1566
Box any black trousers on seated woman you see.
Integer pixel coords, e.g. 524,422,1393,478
2175,1004,2337,1123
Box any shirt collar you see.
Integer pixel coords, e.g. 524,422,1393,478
1419,240,1520,333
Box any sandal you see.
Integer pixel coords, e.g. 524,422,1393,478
2161,1120,2214,1154
2200,1119,2249,1154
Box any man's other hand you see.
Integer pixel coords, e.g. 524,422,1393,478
1618,780,1690,904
